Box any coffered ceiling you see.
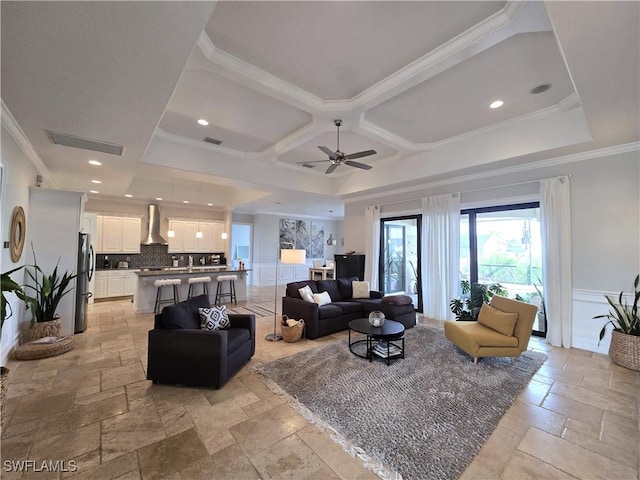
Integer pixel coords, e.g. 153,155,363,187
2,1,638,218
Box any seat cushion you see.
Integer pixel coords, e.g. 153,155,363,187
161,295,210,329
226,328,251,355
445,321,518,351
331,301,363,315
317,304,343,319
381,294,413,305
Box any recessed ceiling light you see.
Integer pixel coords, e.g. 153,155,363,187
90,190,99,194
183,200,189,204
155,197,163,201
125,194,133,198
207,203,213,206
530,83,552,94
91,179,102,184
489,100,504,109
197,119,209,126
88,160,102,166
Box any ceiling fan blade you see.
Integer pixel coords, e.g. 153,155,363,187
325,163,338,174
344,160,372,170
296,159,330,164
344,149,376,160
318,146,337,159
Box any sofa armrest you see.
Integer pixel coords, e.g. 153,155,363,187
228,314,256,356
147,328,227,387
370,290,383,299
283,297,320,338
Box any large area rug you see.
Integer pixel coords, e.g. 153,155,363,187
226,304,274,317
256,325,546,480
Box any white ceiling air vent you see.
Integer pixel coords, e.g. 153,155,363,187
204,137,222,145
47,130,124,156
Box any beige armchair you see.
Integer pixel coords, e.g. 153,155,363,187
443,295,538,364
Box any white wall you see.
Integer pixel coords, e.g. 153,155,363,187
1,125,41,364
344,147,640,353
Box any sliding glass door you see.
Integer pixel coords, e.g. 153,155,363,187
379,216,422,312
461,203,546,336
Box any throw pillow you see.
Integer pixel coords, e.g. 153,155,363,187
381,294,413,305
312,291,332,306
352,281,370,299
477,303,518,336
298,285,315,303
199,306,230,331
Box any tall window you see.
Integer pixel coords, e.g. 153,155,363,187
461,203,545,336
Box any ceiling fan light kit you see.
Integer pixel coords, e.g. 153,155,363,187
297,119,376,174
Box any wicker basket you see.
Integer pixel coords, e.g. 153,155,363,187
609,330,640,371
281,316,305,343
23,318,61,344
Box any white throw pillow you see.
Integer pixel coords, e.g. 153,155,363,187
352,281,370,299
199,306,230,331
298,285,315,303
312,291,332,306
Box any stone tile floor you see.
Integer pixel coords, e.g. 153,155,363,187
1,285,638,479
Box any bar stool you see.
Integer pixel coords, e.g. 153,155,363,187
187,276,211,299
215,275,237,305
154,278,182,314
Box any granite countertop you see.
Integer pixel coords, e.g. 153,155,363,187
96,264,228,272
136,267,250,277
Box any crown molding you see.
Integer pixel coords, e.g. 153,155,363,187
344,142,640,204
1,100,57,187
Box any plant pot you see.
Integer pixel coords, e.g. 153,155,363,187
609,330,640,371
1,366,8,427
23,318,61,344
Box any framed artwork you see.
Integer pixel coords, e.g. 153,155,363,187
280,218,324,258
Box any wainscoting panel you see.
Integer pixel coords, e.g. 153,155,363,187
254,263,310,286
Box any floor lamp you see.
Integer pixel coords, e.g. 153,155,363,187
266,242,306,341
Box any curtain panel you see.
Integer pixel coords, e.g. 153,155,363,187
364,205,380,290
421,194,460,320
540,176,573,347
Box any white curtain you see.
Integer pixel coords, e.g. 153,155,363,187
540,176,572,347
421,194,460,320
364,205,380,290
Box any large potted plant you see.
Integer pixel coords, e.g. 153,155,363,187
19,253,76,343
450,280,508,320
1,265,27,425
595,274,640,371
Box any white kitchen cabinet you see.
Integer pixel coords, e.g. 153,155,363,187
96,215,104,252
95,270,138,299
121,217,142,253
94,272,107,299
96,215,141,253
169,219,221,252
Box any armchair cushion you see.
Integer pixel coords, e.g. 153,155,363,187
161,295,210,329
477,303,518,336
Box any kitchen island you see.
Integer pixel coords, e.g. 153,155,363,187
133,267,250,313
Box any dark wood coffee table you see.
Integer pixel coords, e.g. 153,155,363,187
348,318,405,365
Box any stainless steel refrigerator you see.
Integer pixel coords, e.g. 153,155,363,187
75,232,94,333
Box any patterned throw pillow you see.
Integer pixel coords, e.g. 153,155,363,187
352,281,370,299
199,306,230,331
298,285,315,302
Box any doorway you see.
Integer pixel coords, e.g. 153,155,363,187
231,223,252,284
379,215,422,312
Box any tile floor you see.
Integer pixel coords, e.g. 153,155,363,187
1,285,638,479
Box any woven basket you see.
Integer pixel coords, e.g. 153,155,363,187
609,330,640,371
281,316,304,343
23,318,61,344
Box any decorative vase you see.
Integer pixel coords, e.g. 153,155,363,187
23,318,61,344
368,310,385,327
1,366,8,428
609,330,640,371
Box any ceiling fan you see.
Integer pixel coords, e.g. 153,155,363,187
297,119,376,174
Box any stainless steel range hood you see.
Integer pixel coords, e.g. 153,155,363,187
142,204,168,245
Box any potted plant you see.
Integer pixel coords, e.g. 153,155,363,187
1,265,27,425
595,274,640,371
19,250,76,342
450,280,508,320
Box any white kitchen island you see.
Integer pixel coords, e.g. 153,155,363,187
133,267,250,314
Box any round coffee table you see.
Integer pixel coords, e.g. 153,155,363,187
348,318,405,365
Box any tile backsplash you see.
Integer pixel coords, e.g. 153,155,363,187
96,244,225,269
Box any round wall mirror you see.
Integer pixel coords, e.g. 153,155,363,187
10,206,26,262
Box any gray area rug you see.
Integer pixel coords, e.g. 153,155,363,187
256,325,546,480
